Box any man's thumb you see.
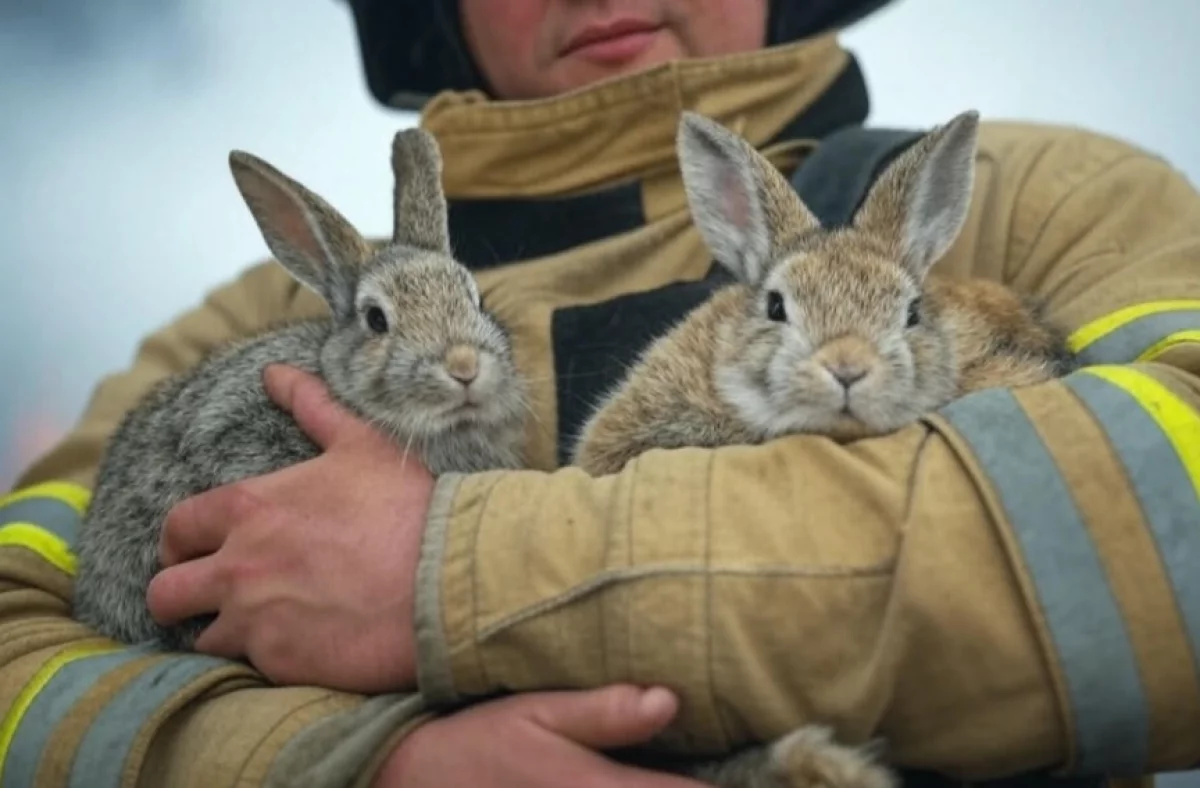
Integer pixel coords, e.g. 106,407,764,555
262,363,358,450
524,685,679,750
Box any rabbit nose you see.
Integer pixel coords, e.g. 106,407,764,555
444,344,479,385
816,336,874,390
825,363,868,390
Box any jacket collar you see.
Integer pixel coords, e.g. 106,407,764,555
419,35,863,200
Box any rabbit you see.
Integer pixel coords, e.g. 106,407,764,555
570,109,1075,788
570,108,1075,479
72,127,529,652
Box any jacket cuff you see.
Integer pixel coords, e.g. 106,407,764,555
413,472,466,705
262,692,433,788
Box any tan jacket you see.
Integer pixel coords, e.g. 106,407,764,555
4,34,1200,788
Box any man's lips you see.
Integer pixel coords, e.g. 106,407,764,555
561,19,664,64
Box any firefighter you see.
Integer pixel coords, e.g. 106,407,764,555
3,2,1199,787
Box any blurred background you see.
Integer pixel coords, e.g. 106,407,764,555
2,0,1200,484
0,0,1196,499
0,1,1196,784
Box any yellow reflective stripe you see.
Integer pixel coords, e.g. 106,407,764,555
0,481,91,554
1069,300,1200,349
1068,366,1200,680
0,481,91,516
0,523,77,575
1068,300,1200,365
0,641,122,784
1138,329,1200,363
1081,366,1200,491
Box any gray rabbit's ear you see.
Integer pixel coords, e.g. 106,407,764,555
229,151,371,320
854,109,980,282
677,111,819,288
390,127,451,253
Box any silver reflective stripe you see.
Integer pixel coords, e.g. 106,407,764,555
67,653,229,788
0,647,151,788
938,386,1149,775
0,497,80,546
1067,372,1200,682
1075,309,1200,365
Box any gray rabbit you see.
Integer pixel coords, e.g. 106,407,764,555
72,127,529,651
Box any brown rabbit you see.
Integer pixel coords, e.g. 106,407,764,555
570,110,1075,788
571,109,1074,479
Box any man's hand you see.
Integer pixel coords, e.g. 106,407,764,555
374,684,710,788
145,363,430,693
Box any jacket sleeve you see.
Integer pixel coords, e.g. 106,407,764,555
2,261,431,788
411,127,1200,781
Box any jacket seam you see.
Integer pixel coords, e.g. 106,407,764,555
469,475,503,695
702,450,731,747
1003,140,1054,275
1013,152,1149,282
475,562,895,643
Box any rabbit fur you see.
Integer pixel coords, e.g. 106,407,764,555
571,108,1074,478
572,110,1075,788
72,127,529,651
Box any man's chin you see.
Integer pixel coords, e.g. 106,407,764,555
554,35,685,89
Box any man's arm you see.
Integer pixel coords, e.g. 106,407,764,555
409,126,1200,781
3,261,428,787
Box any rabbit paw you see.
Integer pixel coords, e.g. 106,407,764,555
763,724,897,786
763,725,896,788
689,725,895,788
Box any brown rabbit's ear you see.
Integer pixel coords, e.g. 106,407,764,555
854,110,980,281
677,111,819,288
391,127,451,253
229,151,371,320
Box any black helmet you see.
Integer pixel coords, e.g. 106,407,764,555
343,0,897,110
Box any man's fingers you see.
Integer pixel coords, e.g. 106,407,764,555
262,363,363,450
192,611,248,661
159,484,254,567
523,685,680,750
601,761,714,788
146,553,225,626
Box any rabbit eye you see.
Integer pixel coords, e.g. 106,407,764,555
365,306,389,334
906,297,922,328
765,290,786,322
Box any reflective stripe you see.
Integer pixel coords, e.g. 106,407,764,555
1066,367,1200,681
0,641,125,787
0,497,82,546
0,481,91,519
0,482,90,574
68,653,230,788
1068,300,1200,365
0,524,76,575
938,387,1149,775
1137,329,1200,363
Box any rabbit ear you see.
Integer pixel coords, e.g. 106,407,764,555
391,127,451,253
854,110,980,281
228,151,370,320
677,111,819,288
